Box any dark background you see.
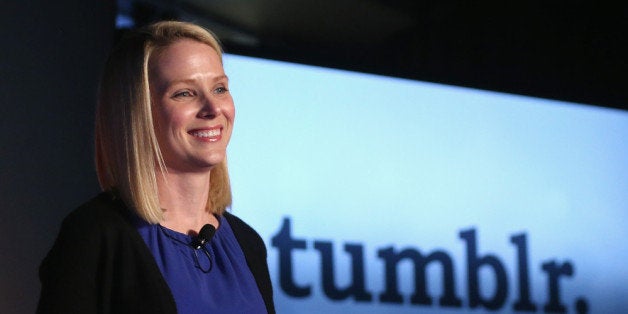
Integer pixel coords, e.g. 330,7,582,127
1,1,625,312
124,0,627,110
1,1,114,312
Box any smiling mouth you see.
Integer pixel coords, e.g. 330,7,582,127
190,129,221,138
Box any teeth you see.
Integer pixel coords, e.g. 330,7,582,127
192,129,220,138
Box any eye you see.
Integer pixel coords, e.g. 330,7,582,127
172,90,195,98
214,86,229,94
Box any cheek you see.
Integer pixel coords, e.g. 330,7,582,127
153,110,191,147
224,100,236,124
157,105,192,129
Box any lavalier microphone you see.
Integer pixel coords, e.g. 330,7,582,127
192,224,216,249
192,224,216,273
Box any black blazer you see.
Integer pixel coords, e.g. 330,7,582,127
37,192,275,314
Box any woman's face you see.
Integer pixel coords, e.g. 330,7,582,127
149,39,235,173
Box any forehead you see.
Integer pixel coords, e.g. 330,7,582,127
149,39,224,82
152,39,219,64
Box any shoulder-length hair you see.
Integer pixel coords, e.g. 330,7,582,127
95,21,231,224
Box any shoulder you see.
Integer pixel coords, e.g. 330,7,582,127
38,193,176,313
39,192,133,290
65,192,129,223
223,212,267,257
223,211,258,234
61,192,134,233
49,192,138,256
40,192,146,282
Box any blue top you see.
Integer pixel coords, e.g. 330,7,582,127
136,215,267,314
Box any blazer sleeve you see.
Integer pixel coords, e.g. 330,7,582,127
37,207,104,314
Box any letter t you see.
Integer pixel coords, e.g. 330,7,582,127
271,217,311,297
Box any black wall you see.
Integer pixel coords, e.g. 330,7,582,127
0,1,115,312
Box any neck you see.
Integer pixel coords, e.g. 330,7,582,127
156,168,219,235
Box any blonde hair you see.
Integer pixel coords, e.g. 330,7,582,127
95,21,231,223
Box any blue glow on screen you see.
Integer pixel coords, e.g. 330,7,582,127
223,54,628,314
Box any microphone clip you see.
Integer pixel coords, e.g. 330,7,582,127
191,224,216,273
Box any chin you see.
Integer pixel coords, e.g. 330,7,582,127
186,151,227,170
204,156,226,168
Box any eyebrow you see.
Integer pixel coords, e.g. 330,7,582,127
169,75,229,85
160,75,229,92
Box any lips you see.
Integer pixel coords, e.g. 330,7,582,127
189,127,222,142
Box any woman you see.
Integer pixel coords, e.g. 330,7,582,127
37,21,274,313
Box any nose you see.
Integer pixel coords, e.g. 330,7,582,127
198,97,220,119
